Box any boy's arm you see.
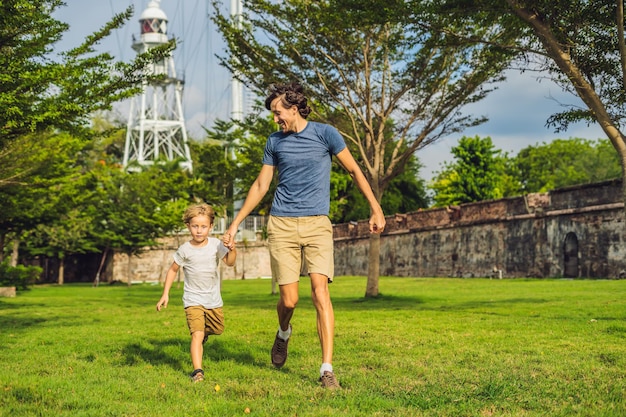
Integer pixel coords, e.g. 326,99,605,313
222,246,237,267
335,148,386,233
156,262,180,311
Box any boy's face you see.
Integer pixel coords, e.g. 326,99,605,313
186,214,212,244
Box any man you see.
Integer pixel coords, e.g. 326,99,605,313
224,82,385,389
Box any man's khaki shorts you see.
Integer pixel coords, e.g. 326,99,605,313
184,306,224,335
267,215,334,285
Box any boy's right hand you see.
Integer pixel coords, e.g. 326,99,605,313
156,295,168,311
223,225,237,250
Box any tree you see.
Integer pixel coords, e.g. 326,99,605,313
0,0,173,271
0,132,87,264
80,123,195,285
429,136,621,205
0,0,172,183
429,136,515,206
513,138,621,193
87,161,190,285
26,208,97,285
211,0,516,296
335,156,430,222
431,0,626,207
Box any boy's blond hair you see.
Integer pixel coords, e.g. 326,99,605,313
183,203,215,225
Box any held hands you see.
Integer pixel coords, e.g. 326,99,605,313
369,212,386,234
222,226,237,250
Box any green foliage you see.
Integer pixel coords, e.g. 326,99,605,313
336,157,430,221
86,161,192,256
198,114,278,216
429,136,621,206
0,0,172,149
429,0,624,131
430,136,514,206
0,260,41,290
428,0,626,209
1,278,625,415
514,138,622,193
210,0,515,200
0,132,87,245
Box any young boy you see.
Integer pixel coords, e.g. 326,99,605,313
156,203,236,382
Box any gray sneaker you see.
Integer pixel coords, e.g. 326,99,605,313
319,371,340,389
271,326,291,368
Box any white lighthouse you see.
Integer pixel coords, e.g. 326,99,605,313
123,0,192,172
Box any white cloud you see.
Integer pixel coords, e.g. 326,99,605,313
418,70,606,181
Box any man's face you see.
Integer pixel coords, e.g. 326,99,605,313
271,97,299,133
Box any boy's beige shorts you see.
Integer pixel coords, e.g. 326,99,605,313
185,306,224,335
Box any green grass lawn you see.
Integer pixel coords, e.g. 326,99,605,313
0,277,624,417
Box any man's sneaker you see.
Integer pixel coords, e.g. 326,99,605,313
191,369,204,383
271,325,291,368
319,371,340,389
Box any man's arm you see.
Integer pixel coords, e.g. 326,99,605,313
224,164,275,248
335,148,386,233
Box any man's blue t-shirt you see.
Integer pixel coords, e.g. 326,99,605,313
262,121,346,217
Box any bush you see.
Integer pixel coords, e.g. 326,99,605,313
0,261,42,290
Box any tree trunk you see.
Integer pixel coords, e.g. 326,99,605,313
365,233,381,297
10,239,19,267
93,247,109,287
58,257,65,285
507,0,626,209
127,254,132,287
0,232,4,263
622,156,626,210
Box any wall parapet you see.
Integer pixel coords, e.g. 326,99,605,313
104,179,625,283
333,179,625,279
333,179,624,240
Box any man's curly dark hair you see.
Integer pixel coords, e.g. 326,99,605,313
264,82,312,119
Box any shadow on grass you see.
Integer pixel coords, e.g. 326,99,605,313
120,337,259,374
0,303,48,348
330,294,550,312
221,291,278,310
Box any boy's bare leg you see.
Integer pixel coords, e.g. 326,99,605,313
190,330,204,370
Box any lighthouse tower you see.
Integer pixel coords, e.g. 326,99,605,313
123,0,192,172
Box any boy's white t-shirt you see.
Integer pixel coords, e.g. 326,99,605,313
173,237,229,309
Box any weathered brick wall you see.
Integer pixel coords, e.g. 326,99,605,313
109,179,625,282
333,179,626,278
108,233,272,283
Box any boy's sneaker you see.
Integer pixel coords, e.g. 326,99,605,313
191,369,204,383
271,325,291,368
319,371,340,389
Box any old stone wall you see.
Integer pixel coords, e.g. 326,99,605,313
333,179,625,278
108,233,272,284
106,179,625,283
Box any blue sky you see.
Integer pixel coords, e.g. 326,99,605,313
54,0,606,182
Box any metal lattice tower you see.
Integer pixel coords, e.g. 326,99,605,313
123,0,192,172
